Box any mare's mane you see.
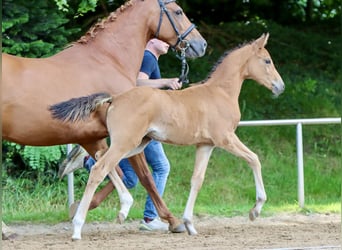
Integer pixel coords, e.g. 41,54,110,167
201,40,252,83
76,0,134,44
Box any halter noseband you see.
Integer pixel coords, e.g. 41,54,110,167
155,0,196,49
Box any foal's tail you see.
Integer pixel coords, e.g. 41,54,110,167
49,92,112,122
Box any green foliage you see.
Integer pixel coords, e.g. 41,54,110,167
2,141,66,175
2,0,80,57
180,0,340,25
21,146,66,172
54,0,99,15
54,0,70,12
2,0,79,174
76,0,99,16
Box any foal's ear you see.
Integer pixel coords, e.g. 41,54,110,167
254,33,269,49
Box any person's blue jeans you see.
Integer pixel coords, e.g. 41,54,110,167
84,140,170,220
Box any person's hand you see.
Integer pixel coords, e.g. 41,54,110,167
165,78,182,90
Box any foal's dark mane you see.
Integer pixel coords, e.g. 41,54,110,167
201,40,252,83
75,0,134,44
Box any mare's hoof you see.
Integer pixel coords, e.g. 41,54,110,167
169,223,186,233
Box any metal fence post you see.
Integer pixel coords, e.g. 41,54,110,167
296,123,305,208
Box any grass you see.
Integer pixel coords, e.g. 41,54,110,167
2,127,340,224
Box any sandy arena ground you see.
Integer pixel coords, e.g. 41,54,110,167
2,213,340,250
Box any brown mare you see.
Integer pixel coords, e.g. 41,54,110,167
2,0,207,239
50,33,285,239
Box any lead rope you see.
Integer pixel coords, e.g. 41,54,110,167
177,40,190,85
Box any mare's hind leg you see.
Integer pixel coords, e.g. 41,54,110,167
129,153,183,232
221,133,267,220
182,145,214,235
82,139,108,160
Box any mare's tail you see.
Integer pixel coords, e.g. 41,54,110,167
49,92,112,122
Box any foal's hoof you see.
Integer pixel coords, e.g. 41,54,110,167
2,232,18,240
249,209,259,221
184,219,198,235
116,213,126,224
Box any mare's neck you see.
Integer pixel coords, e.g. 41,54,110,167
55,1,152,83
207,45,252,100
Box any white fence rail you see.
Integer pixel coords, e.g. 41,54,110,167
238,117,341,208
67,117,341,208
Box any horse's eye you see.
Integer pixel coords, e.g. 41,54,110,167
265,59,271,64
175,9,183,15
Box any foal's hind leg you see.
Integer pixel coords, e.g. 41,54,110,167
221,133,267,221
183,145,214,235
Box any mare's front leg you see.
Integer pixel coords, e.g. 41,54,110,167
128,153,183,232
183,145,214,235
221,133,267,220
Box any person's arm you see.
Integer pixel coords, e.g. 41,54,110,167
137,72,182,90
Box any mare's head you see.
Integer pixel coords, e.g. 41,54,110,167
148,0,207,58
246,33,285,97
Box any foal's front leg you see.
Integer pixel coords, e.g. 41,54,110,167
72,154,124,240
183,145,214,235
72,164,103,240
2,221,17,240
221,133,267,221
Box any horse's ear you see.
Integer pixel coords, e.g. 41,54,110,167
254,33,269,50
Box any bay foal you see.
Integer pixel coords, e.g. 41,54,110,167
50,33,284,238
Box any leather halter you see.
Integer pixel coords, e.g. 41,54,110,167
155,0,196,49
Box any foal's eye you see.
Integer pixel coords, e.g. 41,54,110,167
175,9,183,15
264,59,271,64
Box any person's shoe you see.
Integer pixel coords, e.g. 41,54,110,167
139,218,169,231
58,145,87,179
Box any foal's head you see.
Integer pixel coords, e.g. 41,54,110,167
246,33,285,97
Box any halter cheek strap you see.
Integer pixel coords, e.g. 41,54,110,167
155,0,194,84
155,0,196,49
